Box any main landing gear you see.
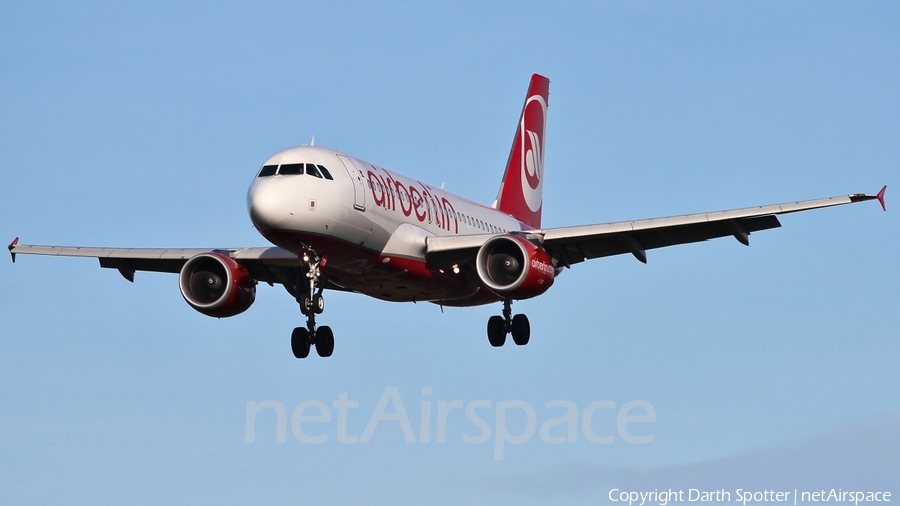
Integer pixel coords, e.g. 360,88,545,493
487,298,530,347
291,253,334,359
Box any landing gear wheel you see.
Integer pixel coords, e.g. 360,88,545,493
300,295,313,316
511,314,530,346
313,294,325,314
487,315,506,347
315,326,334,357
291,327,310,359
293,253,334,358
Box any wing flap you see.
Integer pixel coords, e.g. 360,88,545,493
547,215,781,266
543,192,880,266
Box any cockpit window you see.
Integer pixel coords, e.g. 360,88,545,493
317,165,334,180
258,165,278,177
259,161,334,180
278,163,304,175
305,163,323,178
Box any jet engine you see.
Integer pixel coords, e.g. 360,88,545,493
475,235,555,299
178,252,256,318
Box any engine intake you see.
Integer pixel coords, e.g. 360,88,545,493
179,252,256,318
475,235,555,299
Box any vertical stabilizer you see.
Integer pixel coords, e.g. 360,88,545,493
495,74,550,230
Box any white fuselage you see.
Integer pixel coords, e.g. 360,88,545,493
247,146,525,305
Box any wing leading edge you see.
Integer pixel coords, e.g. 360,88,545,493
426,187,886,268
7,242,303,284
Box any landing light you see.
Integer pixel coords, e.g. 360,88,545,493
452,264,460,274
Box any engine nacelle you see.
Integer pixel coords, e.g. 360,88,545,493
179,252,256,318
475,235,555,299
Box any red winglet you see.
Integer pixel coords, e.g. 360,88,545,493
876,185,887,211
8,237,19,263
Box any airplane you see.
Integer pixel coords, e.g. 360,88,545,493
9,74,887,359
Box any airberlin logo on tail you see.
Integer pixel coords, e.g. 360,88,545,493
498,74,549,229
520,94,547,213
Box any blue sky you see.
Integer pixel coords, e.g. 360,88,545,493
1,2,898,504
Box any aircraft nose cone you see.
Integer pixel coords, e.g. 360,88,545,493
248,180,291,231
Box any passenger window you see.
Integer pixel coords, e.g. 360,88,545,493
317,165,334,180
279,163,304,175
258,165,278,177
306,164,323,178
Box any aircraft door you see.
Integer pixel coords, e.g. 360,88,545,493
336,154,366,211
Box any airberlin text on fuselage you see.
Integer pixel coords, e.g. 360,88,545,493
366,166,459,233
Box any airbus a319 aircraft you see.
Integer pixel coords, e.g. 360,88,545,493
9,74,887,359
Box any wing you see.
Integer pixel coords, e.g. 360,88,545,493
426,187,886,268
5,242,350,292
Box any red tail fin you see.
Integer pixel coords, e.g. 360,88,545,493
496,74,550,230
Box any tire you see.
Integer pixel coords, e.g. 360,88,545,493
313,294,325,314
511,314,530,346
316,326,334,357
291,327,310,359
300,296,313,316
487,315,506,347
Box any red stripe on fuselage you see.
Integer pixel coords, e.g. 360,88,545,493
261,229,488,304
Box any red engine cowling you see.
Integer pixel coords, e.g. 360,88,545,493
475,235,555,299
179,252,256,318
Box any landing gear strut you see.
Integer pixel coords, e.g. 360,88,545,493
487,299,530,347
291,253,334,359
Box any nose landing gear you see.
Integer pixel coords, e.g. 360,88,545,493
487,298,530,347
291,253,334,359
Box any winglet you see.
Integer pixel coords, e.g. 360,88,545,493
8,237,19,263
876,185,887,211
